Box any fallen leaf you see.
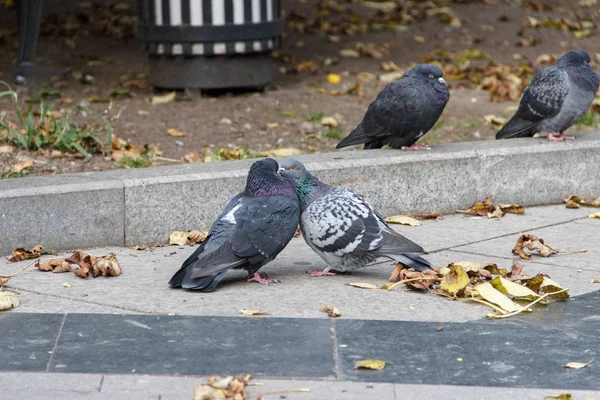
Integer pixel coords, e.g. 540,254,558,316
320,305,341,318
440,264,470,295
498,204,525,215
167,128,186,137
137,110,150,116
544,395,573,400
0,144,14,154
460,196,494,216
327,73,341,84
589,212,600,219
564,195,600,208
590,279,600,284
538,276,569,299
339,49,360,58
408,212,442,220
37,259,72,273
193,375,250,400
12,160,34,172
379,71,405,83
491,276,544,302
63,282,71,288
452,261,502,278
347,282,379,289
321,116,338,128
169,230,207,246
8,245,44,262
240,308,269,316
436,326,445,331
65,251,93,278
355,360,386,370
564,359,593,369
261,148,302,157
151,91,176,105
0,291,19,311
483,114,507,126
512,233,557,260
474,282,523,313
384,215,422,226
487,206,505,219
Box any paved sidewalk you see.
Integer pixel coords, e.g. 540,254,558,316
1,204,599,399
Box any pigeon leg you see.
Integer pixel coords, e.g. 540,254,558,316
548,132,576,142
308,267,338,277
247,271,280,285
400,144,431,151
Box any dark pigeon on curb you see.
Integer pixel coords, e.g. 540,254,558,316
496,50,600,141
169,158,300,292
336,63,450,151
278,158,432,276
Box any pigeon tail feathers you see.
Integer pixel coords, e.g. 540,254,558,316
336,125,369,149
496,115,538,139
388,253,433,272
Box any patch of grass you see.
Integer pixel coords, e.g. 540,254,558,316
0,82,113,159
117,156,153,168
577,110,600,127
0,169,33,179
280,110,297,117
306,111,324,122
322,129,345,140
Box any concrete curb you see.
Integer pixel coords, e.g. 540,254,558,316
2,134,600,254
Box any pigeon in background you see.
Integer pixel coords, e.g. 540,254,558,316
278,158,432,276
336,64,449,151
496,50,599,141
169,158,300,292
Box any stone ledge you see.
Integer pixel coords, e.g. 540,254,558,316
1,133,599,254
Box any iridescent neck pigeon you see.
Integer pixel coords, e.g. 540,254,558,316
278,158,432,276
169,158,300,292
496,50,599,141
336,63,449,151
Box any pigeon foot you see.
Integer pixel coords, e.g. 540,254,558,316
400,145,431,151
247,271,280,285
548,133,575,142
308,267,338,277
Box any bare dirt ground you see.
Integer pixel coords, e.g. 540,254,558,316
1,0,600,177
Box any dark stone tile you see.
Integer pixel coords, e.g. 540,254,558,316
0,313,64,372
337,294,600,389
49,315,335,377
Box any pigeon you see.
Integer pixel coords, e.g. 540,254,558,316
278,158,432,276
169,158,300,292
336,64,449,151
496,50,599,141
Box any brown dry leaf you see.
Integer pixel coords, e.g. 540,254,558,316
65,251,93,278
483,114,507,126
240,308,269,316
544,394,573,400
565,199,580,209
564,195,600,208
408,212,443,220
8,245,44,262
452,261,502,278
512,233,557,260
355,359,386,370
347,282,379,289
505,261,526,281
384,215,421,226
37,259,72,273
460,195,494,216
0,291,19,311
93,253,122,277
12,160,34,172
487,206,504,219
151,91,176,105
440,264,470,295
589,212,600,219
564,359,593,369
320,305,341,318
498,204,525,215
169,230,207,246
589,279,600,284
0,144,14,154
167,128,186,137
193,375,250,400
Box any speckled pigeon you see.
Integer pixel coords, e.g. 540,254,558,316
278,158,432,276
336,64,449,151
496,51,599,141
169,158,300,291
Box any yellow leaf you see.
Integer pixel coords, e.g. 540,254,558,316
240,309,269,316
544,395,573,400
261,147,302,157
589,212,600,219
13,160,34,172
497,203,525,214
355,360,386,370
590,279,600,284
169,231,207,246
474,282,523,313
491,276,544,302
440,264,470,295
339,49,360,58
540,277,569,299
151,91,176,105
321,116,338,128
137,110,150,116
320,305,341,318
452,261,501,276
564,359,593,369
384,215,422,226
327,73,341,84
379,71,405,83
347,282,379,289
0,291,19,311
483,114,507,126
413,35,426,43
167,128,186,137
63,282,71,288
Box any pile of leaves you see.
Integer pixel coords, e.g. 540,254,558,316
523,15,597,40
382,260,569,318
457,195,525,219
192,375,310,400
421,49,536,101
564,194,600,209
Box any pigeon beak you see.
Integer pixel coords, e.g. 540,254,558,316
438,77,446,85
278,167,285,173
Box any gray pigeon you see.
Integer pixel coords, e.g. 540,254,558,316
169,158,300,292
496,51,599,141
278,158,432,276
336,64,449,150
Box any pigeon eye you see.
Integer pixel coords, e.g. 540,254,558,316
291,166,297,170
428,73,434,78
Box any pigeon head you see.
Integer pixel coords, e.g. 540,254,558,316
279,158,329,209
406,64,446,85
557,51,591,67
244,158,296,198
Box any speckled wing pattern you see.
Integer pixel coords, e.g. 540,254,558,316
518,68,569,122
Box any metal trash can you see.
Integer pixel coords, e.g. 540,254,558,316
138,0,283,90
